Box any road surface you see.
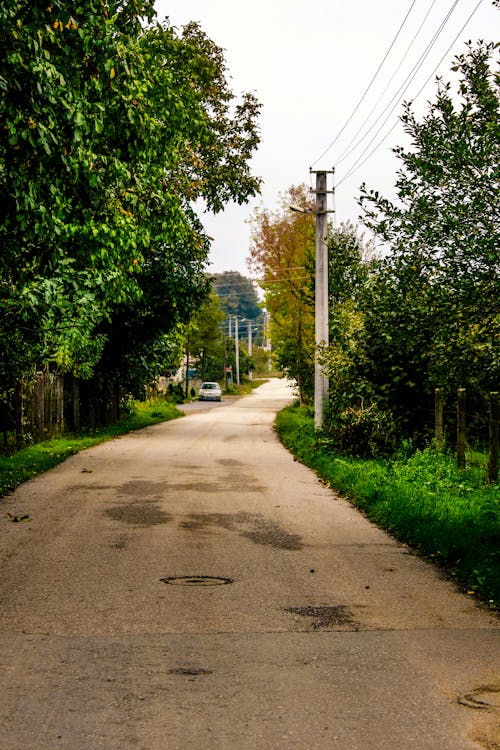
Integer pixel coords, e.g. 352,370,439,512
0,378,498,749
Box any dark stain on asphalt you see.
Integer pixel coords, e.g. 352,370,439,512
168,667,213,677
70,484,114,491
105,504,172,526
242,522,302,550
167,481,228,493
285,605,359,630
216,458,263,492
118,478,226,496
116,473,261,497
181,511,303,551
118,480,169,497
111,536,128,549
76,463,262,499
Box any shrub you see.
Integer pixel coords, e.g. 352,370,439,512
325,402,399,458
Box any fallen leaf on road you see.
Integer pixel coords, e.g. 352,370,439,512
5,513,30,523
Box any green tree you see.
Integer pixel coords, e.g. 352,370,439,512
212,271,262,321
320,224,398,457
323,222,375,407
358,41,499,437
0,2,261,399
184,291,225,383
328,222,375,307
1,1,155,379
249,185,316,402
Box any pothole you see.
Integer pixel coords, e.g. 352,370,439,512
160,576,234,587
285,605,359,630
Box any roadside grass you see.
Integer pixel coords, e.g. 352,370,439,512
224,377,270,396
275,402,500,608
0,400,181,498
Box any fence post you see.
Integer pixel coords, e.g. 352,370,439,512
15,382,23,446
106,380,118,425
46,372,54,433
56,375,64,432
457,388,466,470
435,388,443,450
73,377,80,432
35,373,45,441
489,392,499,484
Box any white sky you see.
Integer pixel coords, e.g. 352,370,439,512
154,0,499,275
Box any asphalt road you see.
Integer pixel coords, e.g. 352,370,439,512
0,378,498,749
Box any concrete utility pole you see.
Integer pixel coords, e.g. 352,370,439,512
265,312,272,371
235,316,240,385
311,169,333,430
247,321,253,381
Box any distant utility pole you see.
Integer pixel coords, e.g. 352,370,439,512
265,312,272,371
235,316,240,385
247,321,253,381
310,169,334,430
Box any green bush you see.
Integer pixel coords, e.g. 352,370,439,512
324,402,399,458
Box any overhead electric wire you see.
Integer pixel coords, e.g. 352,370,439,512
336,0,478,187
310,0,417,168
337,0,461,175
337,0,485,187
231,324,266,333
216,279,309,294
210,267,306,287
335,0,439,166
215,275,310,296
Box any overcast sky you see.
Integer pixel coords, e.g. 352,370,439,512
154,0,499,275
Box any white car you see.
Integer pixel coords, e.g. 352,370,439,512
198,382,222,402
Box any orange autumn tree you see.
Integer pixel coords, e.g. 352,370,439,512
248,185,315,403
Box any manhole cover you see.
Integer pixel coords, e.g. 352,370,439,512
160,575,233,587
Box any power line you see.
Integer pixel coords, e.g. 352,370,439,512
230,324,266,333
210,268,306,287
335,0,439,166
338,0,483,184
337,0,472,186
310,0,417,168
338,0,460,175
215,276,310,297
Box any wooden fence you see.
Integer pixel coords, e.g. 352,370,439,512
435,388,499,483
1,371,120,447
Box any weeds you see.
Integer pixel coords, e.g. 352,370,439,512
275,403,500,607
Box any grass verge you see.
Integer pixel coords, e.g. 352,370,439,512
275,402,500,608
0,400,181,498
224,378,270,396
